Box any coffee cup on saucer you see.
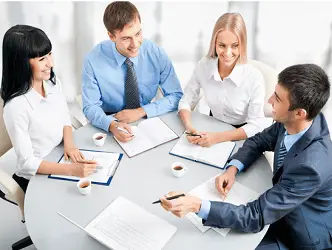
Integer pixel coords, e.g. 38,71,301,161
171,162,188,178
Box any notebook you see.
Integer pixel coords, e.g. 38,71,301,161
115,117,178,158
169,134,236,169
186,175,259,236
58,196,177,250
48,149,123,186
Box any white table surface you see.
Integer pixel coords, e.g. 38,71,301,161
25,111,273,250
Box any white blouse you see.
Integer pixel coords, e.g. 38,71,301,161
3,80,71,179
178,57,266,137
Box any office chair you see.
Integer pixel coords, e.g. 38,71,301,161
247,59,278,118
0,169,33,249
248,59,278,170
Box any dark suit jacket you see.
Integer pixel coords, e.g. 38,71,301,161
203,113,332,249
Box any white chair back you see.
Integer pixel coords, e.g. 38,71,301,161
0,169,25,221
247,59,278,118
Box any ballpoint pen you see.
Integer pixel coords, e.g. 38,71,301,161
152,194,185,204
185,131,202,138
116,126,133,136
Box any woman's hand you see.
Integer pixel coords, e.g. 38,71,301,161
64,146,84,163
190,132,219,147
71,160,97,177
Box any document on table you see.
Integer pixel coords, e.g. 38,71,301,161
49,150,122,185
84,196,177,250
115,117,178,158
186,175,259,236
170,134,235,169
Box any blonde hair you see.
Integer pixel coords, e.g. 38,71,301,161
207,13,247,64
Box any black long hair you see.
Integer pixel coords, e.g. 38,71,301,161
1,25,56,106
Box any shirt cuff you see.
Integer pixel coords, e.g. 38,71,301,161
226,159,244,172
196,199,211,220
142,103,156,118
101,115,117,132
178,102,192,112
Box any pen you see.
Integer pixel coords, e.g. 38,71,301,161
222,180,228,199
116,126,133,136
185,132,202,138
152,194,185,204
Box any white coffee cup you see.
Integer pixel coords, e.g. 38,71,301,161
93,133,107,147
77,178,91,195
171,162,188,178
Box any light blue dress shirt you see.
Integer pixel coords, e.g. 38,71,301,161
197,124,312,220
82,39,183,132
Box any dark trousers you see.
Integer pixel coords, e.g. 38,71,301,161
209,110,247,129
12,174,29,193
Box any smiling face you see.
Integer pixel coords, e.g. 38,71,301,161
108,17,142,58
215,30,240,68
29,51,53,82
267,83,308,125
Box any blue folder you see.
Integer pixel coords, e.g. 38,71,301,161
48,149,123,186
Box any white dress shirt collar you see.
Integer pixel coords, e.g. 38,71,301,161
210,58,244,87
24,80,55,109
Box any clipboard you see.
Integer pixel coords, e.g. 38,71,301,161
48,149,123,186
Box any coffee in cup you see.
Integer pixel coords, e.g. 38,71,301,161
77,178,91,195
171,162,188,178
93,133,107,147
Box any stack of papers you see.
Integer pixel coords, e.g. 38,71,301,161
186,176,259,236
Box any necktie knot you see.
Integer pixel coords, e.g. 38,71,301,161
125,58,133,67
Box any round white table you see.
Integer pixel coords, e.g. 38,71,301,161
25,111,273,250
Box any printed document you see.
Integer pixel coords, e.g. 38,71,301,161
186,175,259,236
85,196,177,250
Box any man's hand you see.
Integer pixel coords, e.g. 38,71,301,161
215,166,238,199
71,160,97,177
64,146,85,163
114,107,146,123
190,132,219,147
109,121,134,143
160,191,202,218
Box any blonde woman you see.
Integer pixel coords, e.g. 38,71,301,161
179,13,266,147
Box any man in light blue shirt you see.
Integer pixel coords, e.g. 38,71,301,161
82,1,183,142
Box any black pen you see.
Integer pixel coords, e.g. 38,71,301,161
152,194,185,204
185,132,202,138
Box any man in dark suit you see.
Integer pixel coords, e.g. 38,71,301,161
160,64,332,249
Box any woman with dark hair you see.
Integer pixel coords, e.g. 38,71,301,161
1,25,96,193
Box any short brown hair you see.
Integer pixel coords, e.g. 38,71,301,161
207,13,247,64
103,1,141,35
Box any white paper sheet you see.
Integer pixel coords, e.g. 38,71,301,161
115,117,178,157
85,196,177,250
186,175,259,236
50,150,120,183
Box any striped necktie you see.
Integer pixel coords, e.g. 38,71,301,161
124,58,140,109
276,139,287,168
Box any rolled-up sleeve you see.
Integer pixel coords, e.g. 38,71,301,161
178,64,202,112
241,73,266,138
3,106,42,177
82,58,115,132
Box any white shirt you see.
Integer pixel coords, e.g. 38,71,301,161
178,57,266,137
3,80,71,179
